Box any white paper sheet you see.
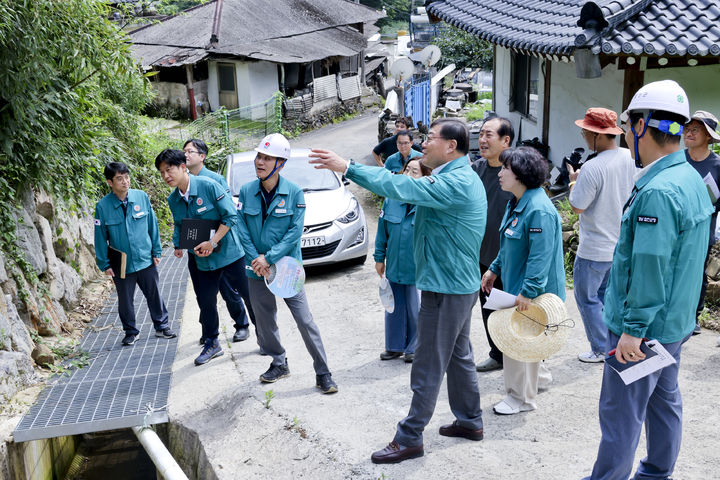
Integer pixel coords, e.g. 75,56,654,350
483,288,517,310
703,172,720,204
607,341,677,385
549,166,561,184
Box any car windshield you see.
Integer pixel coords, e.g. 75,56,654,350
229,154,340,195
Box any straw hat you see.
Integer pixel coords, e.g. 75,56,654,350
488,293,570,362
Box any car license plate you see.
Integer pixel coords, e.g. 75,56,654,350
301,236,325,248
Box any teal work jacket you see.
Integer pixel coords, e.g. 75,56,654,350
94,189,161,274
235,176,305,280
374,198,417,285
197,165,231,193
603,150,713,343
384,149,422,173
348,156,486,294
167,175,243,271
489,187,566,300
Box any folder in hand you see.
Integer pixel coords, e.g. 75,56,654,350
179,218,221,250
107,246,127,279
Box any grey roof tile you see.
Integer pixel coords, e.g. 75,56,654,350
426,0,720,57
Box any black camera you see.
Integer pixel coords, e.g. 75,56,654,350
564,147,586,171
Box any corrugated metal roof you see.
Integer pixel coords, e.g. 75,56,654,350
130,0,383,66
425,0,720,57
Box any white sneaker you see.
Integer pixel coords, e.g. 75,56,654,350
493,398,535,415
578,351,605,363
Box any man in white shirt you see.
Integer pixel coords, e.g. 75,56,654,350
568,108,636,363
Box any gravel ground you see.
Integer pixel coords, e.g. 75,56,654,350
168,112,720,479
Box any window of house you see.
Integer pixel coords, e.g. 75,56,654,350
511,53,539,120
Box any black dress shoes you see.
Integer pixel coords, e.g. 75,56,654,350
370,441,424,464
439,420,484,441
379,350,403,360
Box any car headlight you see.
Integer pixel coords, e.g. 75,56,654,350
336,198,360,224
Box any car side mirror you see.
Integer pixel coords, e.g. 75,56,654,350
342,176,350,186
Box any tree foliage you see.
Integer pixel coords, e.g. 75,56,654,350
432,25,493,71
0,0,171,291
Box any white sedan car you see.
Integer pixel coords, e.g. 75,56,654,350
225,148,368,266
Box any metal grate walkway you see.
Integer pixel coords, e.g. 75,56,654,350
13,250,188,442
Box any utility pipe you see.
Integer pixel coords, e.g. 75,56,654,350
132,426,189,480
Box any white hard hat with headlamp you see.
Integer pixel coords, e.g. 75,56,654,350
621,80,690,167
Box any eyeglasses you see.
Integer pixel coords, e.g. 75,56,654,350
183,150,200,155
426,134,445,142
684,126,704,135
397,141,412,146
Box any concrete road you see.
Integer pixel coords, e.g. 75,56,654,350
168,112,720,479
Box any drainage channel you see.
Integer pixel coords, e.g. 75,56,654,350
11,250,190,479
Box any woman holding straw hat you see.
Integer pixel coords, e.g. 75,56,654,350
481,147,566,415
374,159,432,363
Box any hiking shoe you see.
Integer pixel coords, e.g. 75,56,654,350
233,327,250,342
260,361,290,383
578,351,605,363
121,334,137,346
404,353,414,363
692,324,702,335
194,339,224,366
316,373,338,394
155,328,177,339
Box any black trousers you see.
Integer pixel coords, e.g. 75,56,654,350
187,257,252,340
479,263,503,363
113,264,168,335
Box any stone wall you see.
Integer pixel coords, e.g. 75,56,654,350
0,187,99,406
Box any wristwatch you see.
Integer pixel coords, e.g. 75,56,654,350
210,240,218,249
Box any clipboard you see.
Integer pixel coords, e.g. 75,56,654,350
107,246,127,279
180,218,220,250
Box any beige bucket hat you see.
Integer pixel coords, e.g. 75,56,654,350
488,293,571,362
687,110,720,143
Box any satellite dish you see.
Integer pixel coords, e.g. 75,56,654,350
389,58,415,82
422,45,442,66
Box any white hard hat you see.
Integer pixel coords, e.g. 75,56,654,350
254,133,291,159
620,80,690,123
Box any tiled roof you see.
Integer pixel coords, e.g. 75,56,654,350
425,0,720,57
130,0,383,66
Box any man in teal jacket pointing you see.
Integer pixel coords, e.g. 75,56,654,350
310,118,487,464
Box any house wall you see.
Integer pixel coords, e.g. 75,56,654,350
494,47,546,159
495,47,720,168
547,61,624,166
207,59,279,114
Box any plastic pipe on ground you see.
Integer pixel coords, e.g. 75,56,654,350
131,426,189,480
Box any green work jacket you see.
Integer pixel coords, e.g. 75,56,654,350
384,148,422,173
235,176,305,280
94,189,161,274
374,198,417,285
167,175,243,271
489,187,566,300
603,150,713,343
348,156,486,294
197,166,231,193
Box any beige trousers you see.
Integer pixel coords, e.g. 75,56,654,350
502,354,552,410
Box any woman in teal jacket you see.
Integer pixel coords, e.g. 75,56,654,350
374,160,431,363
481,147,566,415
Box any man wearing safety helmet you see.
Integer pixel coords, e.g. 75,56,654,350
156,149,251,366
583,80,713,480
235,133,338,394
